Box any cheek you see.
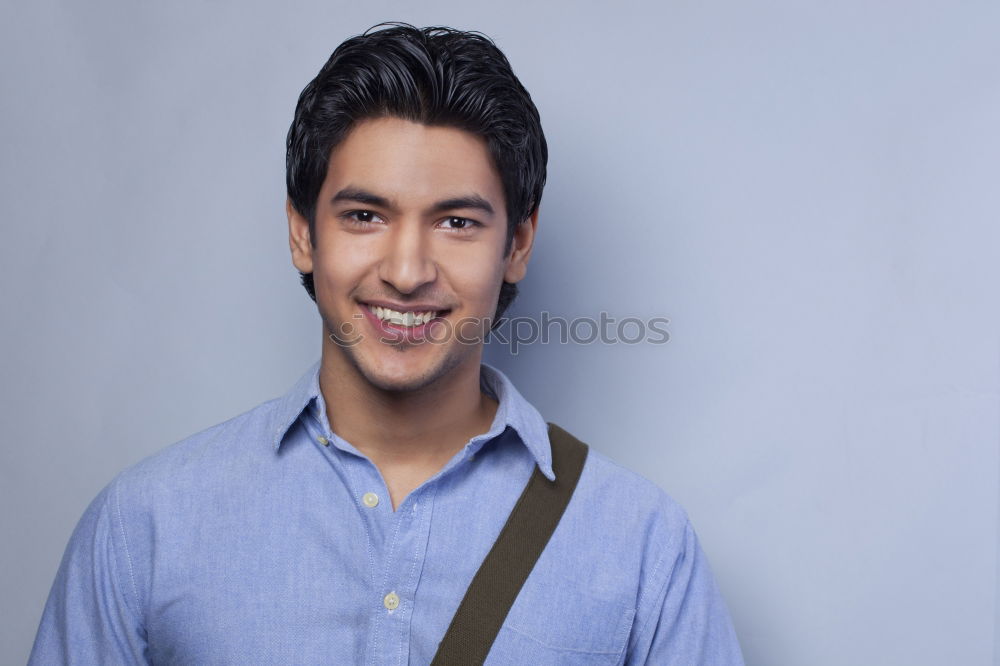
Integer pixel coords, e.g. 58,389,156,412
444,250,506,306
314,235,377,286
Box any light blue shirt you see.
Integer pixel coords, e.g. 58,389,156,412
30,360,744,664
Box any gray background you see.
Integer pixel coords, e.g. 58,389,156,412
2,1,998,664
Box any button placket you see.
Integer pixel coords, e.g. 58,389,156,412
363,485,437,664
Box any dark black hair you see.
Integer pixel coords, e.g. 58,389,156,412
285,22,547,325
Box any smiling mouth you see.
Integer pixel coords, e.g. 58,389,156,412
362,303,450,328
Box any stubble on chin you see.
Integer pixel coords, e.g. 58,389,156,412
324,316,471,394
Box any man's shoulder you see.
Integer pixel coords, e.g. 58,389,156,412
562,434,693,552
579,445,689,520
109,395,286,501
537,429,702,606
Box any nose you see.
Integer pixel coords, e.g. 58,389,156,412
377,220,437,294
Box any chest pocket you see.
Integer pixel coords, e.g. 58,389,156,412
485,571,636,665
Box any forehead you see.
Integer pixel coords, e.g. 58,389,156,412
323,116,505,210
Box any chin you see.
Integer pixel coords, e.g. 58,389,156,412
353,345,467,394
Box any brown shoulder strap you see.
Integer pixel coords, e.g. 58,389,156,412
430,422,589,665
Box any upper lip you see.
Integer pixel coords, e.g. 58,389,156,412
361,300,451,313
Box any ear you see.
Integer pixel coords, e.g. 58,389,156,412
287,197,314,274
503,206,539,284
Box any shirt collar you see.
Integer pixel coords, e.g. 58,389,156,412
268,359,555,481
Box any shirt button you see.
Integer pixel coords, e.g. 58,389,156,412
317,436,329,446
383,591,400,611
362,492,380,508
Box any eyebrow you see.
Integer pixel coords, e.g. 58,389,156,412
331,186,496,217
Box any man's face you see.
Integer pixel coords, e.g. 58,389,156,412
288,116,536,393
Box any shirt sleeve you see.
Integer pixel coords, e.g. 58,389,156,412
28,477,150,665
626,517,745,665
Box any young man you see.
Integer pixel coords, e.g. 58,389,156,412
30,23,744,664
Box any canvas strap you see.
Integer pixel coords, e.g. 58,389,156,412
429,421,589,665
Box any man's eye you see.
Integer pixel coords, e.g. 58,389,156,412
440,216,478,231
343,210,383,225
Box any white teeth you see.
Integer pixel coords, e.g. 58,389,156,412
368,305,441,327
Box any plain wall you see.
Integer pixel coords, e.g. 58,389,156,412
2,1,998,664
